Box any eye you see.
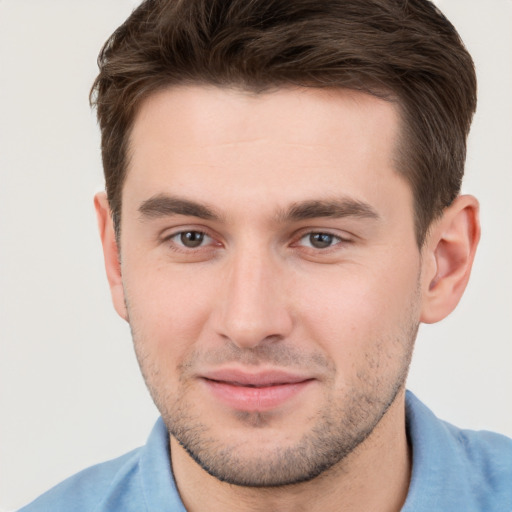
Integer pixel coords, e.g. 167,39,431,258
170,230,212,248
298,232,344,249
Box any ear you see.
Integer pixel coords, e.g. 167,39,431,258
94,192,128,321
420,195,480,324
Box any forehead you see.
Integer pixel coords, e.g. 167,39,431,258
129,85,399,156
124,85,409,220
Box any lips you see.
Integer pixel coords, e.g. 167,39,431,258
200,369,314,412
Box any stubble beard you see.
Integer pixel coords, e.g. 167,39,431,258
169,371,410,487
131,320,418,488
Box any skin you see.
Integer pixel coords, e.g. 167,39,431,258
96,85,480,512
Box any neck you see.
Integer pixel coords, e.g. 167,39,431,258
170,390,411,512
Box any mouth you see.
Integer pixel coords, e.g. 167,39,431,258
199,369,315,412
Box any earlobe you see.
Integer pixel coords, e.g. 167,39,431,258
420,195,480,324
94,192,128,321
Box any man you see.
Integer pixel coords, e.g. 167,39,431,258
19,0,511,510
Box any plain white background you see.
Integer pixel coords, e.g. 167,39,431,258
1,1,511,510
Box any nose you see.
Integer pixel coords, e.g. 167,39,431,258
212,247,293,349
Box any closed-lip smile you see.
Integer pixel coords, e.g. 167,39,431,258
199,368,315,411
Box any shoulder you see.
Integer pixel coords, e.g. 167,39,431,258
17,417,184,512
404,391,512,511
442,421,512,502
17,448,144,512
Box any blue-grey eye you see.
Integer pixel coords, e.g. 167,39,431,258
309,233,335,248
299,232,341,249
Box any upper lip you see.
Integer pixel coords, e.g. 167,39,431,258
200,369,313,387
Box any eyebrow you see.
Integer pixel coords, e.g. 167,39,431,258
138,194,380,224
138,194,221,221
279,198,380,222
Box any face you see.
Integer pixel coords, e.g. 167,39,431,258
115,86,423,486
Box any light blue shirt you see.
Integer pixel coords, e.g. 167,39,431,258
19,391,512,511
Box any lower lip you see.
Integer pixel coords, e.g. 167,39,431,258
202,379,314,412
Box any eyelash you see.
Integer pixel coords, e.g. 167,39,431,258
162,229,351,254
295,232,348,250
163,230,216,251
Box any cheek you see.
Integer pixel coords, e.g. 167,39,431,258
122,262,217,363
295,259,420,369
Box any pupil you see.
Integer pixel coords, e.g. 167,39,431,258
180,231,204,248
310,233,333,249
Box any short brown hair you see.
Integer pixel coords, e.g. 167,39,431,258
90,0,476,245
